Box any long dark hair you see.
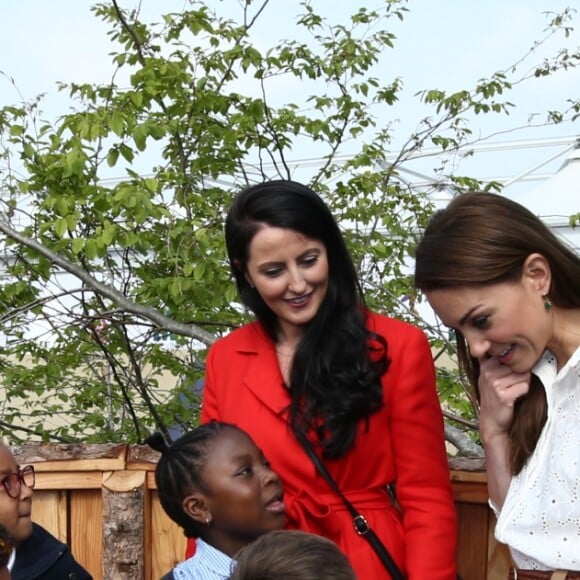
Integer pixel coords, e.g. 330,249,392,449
226,180,388,458
414,191,580,473
147,422,240,538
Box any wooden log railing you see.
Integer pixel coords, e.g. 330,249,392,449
12,444,509,580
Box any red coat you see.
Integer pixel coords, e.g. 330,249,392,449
200,312,457,579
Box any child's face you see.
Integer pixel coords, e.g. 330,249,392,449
0,446,33,546
200,428,286,542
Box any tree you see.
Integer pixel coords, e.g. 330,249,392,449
0,0,578,451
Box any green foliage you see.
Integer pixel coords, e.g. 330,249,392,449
0,0,578,452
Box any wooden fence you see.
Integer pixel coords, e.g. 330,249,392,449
12,444,510,580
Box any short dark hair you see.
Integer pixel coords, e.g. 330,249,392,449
231,530,356,580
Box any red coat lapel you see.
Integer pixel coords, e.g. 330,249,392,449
233,323,291,417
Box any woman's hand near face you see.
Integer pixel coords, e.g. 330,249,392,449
478,356,531,438
477,356,531,510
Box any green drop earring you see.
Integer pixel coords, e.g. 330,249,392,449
543,294,552,311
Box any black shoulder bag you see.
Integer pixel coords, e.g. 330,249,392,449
294,430,405,580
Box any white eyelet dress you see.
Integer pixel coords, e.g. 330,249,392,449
493,347,580,570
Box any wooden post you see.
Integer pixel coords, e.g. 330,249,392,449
449,456,511,580
102,470,147,580
127,445,187,579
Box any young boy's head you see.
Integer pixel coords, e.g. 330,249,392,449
150,422,286,557
231,530,356,580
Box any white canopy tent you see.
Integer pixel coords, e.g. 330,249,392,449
508,144,580,253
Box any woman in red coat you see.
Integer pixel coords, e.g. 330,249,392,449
200,180,457,579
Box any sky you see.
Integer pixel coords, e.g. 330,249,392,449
1,0,578,340
1,0,579,200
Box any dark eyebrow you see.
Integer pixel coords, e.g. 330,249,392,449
231,453,253,462
258,261,283,271
459,305,481,327
259,248,320,269
296,248,320,261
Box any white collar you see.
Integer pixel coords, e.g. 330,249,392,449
7,549,15,572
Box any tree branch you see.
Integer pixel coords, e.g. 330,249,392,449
0,221,217,345
0,419,72,443
444,423,483,457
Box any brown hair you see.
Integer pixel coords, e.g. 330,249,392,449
231,530,356,580
414,191,580,473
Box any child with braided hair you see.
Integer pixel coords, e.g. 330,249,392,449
148,422,286,580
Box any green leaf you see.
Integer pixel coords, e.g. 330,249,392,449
109,113,125,136
54,218,68,238
170,278,182,299
107,148,120,167
85,239,98,259
9,125,24,137
130,92,143,107
132,125,147,151
193,261,206,281
71,238,85,254
66,214,77,231
119,144,135,163
144,178,158,192
101,222,116,245
148,125,166,140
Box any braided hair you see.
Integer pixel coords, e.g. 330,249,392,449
146,422,239,538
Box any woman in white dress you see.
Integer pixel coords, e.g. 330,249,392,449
414,192,580,579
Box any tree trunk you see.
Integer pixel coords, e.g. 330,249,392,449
102,470,147,580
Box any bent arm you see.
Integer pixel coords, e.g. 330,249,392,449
481,431,512,511
477,357,530,510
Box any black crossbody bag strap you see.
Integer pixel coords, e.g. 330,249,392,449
295,430,405,580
